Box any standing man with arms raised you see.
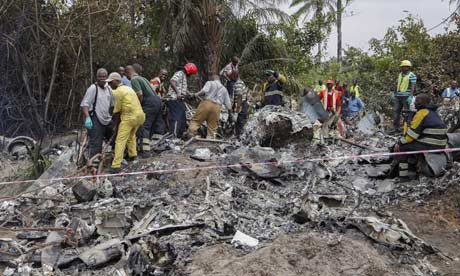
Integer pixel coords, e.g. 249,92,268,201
80,68,114,166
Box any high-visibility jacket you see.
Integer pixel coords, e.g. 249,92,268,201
442,87,459,99
397,72,416,96
314,84,326,94
319,89,341,113
399,106,448,147
350,85,360,97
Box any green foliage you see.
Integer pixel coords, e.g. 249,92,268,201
5,1,460,136
297,15,460,115
26,146,51,179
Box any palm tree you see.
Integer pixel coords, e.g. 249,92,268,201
336,0,352,64
290,0,351,64
162,0,289,80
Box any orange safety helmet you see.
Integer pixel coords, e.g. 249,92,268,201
326,80,334,84
184,63,198,75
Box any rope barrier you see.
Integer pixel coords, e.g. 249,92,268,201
0,147,459,189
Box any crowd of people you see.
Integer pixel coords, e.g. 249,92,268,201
80,56,293,173
307,59,455,182
80,56,455,182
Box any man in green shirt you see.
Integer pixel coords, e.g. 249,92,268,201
126,64,165,156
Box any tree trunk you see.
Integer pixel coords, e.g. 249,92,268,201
87,0,93,83
315,2,323,63
317,43,322,63
201,0,224,81
337,0,343,65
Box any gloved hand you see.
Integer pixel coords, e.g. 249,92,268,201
406,95,414,105
84,117,93,130
230,113,238,123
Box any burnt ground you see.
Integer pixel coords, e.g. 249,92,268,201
187,231,414,276
388,183,460,276
2,132,460,275
185,182,460,276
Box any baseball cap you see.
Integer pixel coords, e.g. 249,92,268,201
106,72,122,82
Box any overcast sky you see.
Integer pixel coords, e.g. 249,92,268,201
285,0,456,57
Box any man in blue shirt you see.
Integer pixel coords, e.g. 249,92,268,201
117,66,132,88
441,80,459,100
347,90,365,119
392,60,416,132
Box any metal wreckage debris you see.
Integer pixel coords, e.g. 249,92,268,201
1,106,460,275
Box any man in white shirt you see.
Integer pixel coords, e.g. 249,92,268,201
188,75,232,139
220,56,239,97
80,68,114,160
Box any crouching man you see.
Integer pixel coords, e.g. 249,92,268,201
393,94,448,181
188,75,232,139
106,72,145,173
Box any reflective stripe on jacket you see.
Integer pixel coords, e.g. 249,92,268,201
264,81,283,97
400,106,448,146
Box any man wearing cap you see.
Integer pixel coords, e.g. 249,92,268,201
106,72,145,173
150,69,168,98
319,80,345,136
319,80,342,114
165,63,198,138
126,64,164,156
263,69,285,106
393,60,417,132
80,68,114,162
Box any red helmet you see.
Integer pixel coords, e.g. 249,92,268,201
184,63,198,75
326,80,334,85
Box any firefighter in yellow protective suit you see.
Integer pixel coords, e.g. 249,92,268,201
106,72,145,173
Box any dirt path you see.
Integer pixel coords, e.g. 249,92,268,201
388,184,460,275
187,231,414,276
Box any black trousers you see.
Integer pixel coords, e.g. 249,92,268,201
393,96,409,129
138,96,164,151
226,80,236,98
235,101,249,137
88,114,112,158
396,141,444,177
166,100,187,138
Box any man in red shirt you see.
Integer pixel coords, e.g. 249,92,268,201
335,80,345,96
319,80,342,114
319,80,345,136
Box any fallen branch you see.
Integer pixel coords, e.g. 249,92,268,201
337,137,375,150
126,223,205,240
